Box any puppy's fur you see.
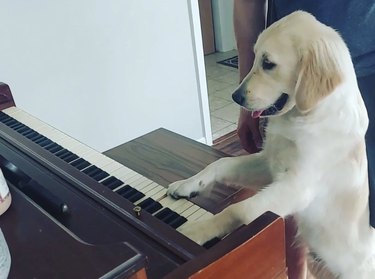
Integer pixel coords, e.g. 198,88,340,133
168,11,375,278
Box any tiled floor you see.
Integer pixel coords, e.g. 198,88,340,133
205,50,240,141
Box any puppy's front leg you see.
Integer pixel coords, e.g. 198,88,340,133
179,178,314,245
167,152,271,199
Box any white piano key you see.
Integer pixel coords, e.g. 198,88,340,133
131,183,163,205
11,115,47,132
110,165,139,180
135,181,158,192
112,168,142,183
144,185,165,198
128,176,154,190
158,196,194,213
168,199,195,214
83,152,116,170
3,107,32,120
113,177,141,192
195,211,214,221
156,195,176,207
99,161,123,175
189,209,213,221
150,189,167,201
180,204,201,218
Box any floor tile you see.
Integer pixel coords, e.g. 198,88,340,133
212,84,238,101
205,50,239,141
211,103,239,123
208,96,232,112
210,115,233,133
212,124,238,140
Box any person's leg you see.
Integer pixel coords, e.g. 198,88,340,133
357,73,375,227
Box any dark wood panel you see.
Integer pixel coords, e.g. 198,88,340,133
104,128,250,214
0,82,15,111
1,185,146,279
165,212,287,279
105,128,228,186
198,0,216,55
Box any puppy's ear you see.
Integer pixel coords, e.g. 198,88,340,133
295,39,343,113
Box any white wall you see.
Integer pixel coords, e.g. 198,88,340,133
0,0,211,152
212,0,236,52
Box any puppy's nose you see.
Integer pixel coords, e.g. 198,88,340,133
232,89,245,105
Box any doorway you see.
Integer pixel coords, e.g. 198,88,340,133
198,0,240,142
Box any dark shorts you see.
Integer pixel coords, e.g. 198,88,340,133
358,74,375,227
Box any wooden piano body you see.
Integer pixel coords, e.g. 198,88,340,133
0,82,287,278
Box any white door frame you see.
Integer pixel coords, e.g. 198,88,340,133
187,0,213,146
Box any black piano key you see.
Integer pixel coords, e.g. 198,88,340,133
0,112,10,121
127,192,145,203
5,118,18,124
48,144,64,154
123,188,138,199
45,143,61,152
12,122,24,128
169,216,187,229
70,158,91,170
55,149,70,157
11,122,25,133
59,151,76,161
62,153,79,163
75,161,91,170
38,138,53,147
138,198,162,214
14,125,29,133
162,211,180,224
138,198,154,209
34,136,49,144
116,185,133,196
154,208,173,220
82,165,102,177
26,132,43,141
22,129,37,137
117,185,148,202
145,202,162,214
83,166,108,181
91,170,109,182
2,117,16,125
203,237,221,249
5,119,20,127
101,176,124,190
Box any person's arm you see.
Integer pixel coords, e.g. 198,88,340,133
233,0,266,81
233,0,267,153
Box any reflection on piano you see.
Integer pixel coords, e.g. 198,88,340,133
0,82,287,278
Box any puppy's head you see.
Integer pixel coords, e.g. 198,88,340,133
232,11,346,117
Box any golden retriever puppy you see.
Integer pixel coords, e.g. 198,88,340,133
167,11,375,278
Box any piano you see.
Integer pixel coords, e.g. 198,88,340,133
0,82,287,278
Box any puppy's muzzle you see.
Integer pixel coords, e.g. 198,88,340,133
232,87,245,106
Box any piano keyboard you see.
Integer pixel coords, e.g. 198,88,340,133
0,106,213,238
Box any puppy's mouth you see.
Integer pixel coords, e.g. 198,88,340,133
250,93,289,118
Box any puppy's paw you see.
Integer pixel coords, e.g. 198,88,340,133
177,220,219,245
167,179,201,199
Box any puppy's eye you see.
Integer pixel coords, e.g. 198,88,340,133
262,59,276,70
